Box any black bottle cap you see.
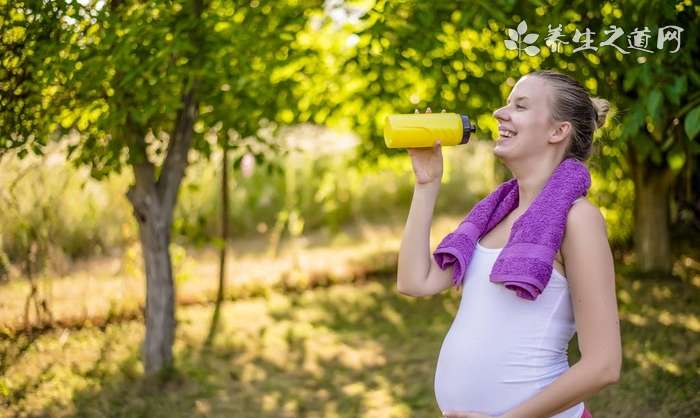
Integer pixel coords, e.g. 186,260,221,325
460,115,477,144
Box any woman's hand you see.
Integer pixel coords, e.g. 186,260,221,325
407,107,444,186
443,411,496,418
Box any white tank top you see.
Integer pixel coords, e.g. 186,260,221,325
433,240,585,417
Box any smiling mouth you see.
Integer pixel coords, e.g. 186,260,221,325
498,128,517,139
497,133,517,145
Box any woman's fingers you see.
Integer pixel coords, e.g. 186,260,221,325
415,108,431,113
414,107,444,113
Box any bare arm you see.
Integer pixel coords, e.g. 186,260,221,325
396,107,455,297
499,200,622,418
396,181,454,297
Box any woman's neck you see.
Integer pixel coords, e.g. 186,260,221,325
509,156,564,210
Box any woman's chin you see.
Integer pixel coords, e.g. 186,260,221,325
495,136,514,146
493,138,513,155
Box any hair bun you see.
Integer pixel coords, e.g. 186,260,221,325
591,97,610,129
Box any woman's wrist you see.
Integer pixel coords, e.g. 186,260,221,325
414,179,441,193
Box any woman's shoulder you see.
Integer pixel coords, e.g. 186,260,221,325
563,197,608,247
569,197,603,221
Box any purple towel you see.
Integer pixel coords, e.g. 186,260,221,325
432,157,591,300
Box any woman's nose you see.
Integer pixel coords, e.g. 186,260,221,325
493,106,509,121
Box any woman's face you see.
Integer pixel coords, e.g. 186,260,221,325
491,75,559,161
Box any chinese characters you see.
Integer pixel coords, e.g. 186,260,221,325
505,20,684,57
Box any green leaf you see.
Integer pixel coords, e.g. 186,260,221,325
684,106,700,140
621,104,645,140
646,88,662,122
639,65,652,88
630,134,651,159
623,67,639,92
664,76,686,106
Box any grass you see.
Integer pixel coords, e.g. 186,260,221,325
1,223,699,417
0,214,461,335
3,278,454,418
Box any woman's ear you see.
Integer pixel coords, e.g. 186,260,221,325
549,120,572,144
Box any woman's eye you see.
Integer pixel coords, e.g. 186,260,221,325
516,105,525,109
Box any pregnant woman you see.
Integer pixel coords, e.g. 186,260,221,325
396,70,622,418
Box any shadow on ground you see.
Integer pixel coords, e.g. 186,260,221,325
4,241,700,418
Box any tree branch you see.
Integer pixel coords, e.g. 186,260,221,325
155,0,204,220
156,83,198,221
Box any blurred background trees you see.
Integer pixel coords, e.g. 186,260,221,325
1,0,698,377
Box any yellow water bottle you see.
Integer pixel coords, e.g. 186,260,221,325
383,113,477,148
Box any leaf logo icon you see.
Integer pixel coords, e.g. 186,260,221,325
504,20,541,57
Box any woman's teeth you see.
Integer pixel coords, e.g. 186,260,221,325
499,129,517,138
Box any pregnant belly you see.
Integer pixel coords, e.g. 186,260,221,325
433,330,566,415
434,345,528,415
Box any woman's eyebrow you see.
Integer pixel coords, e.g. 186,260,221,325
507,96,529,103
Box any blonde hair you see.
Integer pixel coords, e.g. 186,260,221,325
531,70,610,162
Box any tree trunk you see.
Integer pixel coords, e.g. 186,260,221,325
126,86,198,375
206,145,229,346
630,156,675,274
127,164,178,375
111,0,201,375
138,202,176,374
